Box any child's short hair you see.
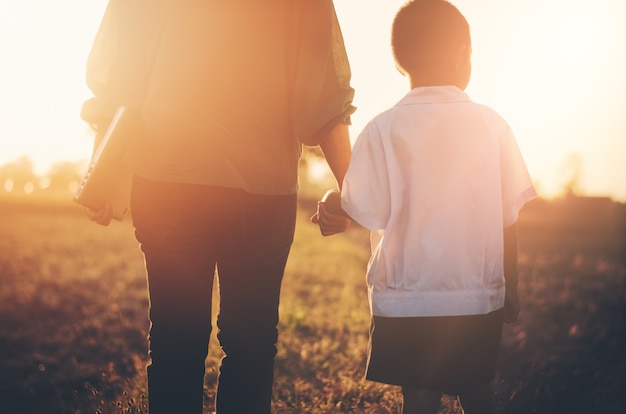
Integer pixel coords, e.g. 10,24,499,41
392,0,470,76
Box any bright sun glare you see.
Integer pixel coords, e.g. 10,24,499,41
1,0,625,201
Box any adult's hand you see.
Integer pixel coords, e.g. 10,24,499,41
85,201,114,226
311,201,350,236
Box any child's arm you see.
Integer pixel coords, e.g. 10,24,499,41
503,223,520,323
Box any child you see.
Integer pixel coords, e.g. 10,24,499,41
313,1,536,413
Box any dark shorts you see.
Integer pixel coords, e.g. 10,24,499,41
365,308,504,395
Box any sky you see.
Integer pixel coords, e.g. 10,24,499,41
1,0,625,201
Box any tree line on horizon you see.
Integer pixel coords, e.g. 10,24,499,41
0,156,85,197
1,153,621,206
0,149,332,199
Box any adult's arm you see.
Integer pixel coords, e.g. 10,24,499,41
319,123,352,189
291,0,356,147
311,123,352,235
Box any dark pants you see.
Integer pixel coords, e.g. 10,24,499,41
131,175,297,414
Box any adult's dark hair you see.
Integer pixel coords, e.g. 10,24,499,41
391,0,470,75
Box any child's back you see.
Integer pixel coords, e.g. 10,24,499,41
342,85,533,317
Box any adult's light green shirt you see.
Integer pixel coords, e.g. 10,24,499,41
83,0,355,195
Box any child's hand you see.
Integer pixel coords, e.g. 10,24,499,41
85,201,114,226
503,288,520,324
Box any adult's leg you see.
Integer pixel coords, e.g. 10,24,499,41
143,247,215,414
214,191,297,414
401,387,441,414
458,382,496,414
132,177,217,414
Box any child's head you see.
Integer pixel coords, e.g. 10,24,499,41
392,0,471,89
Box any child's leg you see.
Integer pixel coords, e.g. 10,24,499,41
457,381,496,414
401,386,441,414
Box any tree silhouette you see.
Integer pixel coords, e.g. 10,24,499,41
44,161,85,193
560,153,584,197
0,157,86,197
0,156,38,194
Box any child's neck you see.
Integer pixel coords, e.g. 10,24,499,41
409,76,461,90
410,81,457,90
408,72,468,90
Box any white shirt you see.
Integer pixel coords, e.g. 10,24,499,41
341,86,536,317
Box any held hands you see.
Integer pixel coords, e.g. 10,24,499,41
310,190,351,236
84,201,114,226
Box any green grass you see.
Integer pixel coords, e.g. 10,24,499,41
0,197,624,413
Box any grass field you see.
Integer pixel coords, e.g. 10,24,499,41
1,196,624,413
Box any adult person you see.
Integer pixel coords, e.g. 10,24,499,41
81,1,355,413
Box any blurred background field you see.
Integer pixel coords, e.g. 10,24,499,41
0,193,624,413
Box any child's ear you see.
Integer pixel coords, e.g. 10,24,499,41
454,44,472,89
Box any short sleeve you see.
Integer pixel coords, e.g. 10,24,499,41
289,0,356,146
341,121,390,232
500,124,536,227
82,0,157,129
